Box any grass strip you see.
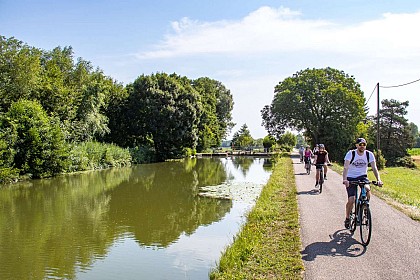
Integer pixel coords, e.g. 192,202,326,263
210,156,304,279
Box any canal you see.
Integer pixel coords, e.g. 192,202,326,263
0,157,273,279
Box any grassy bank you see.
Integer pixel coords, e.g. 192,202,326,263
330,163,420,221
210,156,304,279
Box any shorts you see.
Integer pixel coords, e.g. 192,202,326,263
304,157,311,164
346,175,369,197
315,164,324,170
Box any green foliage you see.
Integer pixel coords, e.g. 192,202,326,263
121,73,200,161
68,141,131,171
128,145,156,164
374,149,386,170
263,135,276,152
192,77,234,151
371,99,415,166
393,156,416,169
0,99,69,178
408,148,420,156
0,36,43,111
262,67,366,161
231,124,254,150
277,131,297,151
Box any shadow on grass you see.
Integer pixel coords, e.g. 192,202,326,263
301,229,366,261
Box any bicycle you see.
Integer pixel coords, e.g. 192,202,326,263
314,163,331,193
304,157,311,175
348,180,381,246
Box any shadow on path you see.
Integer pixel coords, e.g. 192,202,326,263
297,189,319,196
301,229,366,261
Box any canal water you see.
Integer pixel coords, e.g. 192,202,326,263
0,157,272,280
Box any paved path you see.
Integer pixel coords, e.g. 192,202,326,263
293,154,420,280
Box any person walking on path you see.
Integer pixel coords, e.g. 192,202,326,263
342,137,383,228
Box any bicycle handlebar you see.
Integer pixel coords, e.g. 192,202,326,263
349,180,383,187
313,163,333,166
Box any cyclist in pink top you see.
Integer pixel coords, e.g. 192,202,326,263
303,145,313,165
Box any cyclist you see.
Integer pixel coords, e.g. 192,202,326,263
313,144,330,187
298,145,305,163
304,145,313,166
313,144,319,154
342,138,383,229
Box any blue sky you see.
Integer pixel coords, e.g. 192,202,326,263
1,0,420,139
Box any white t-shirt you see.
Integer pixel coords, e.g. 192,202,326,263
344,150,375,178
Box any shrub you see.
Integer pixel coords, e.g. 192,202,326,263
0,100,69,178
374,150,386,170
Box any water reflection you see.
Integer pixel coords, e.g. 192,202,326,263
0,157,272,280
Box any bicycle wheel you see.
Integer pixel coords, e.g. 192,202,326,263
359,203,372,246
318,170,324,193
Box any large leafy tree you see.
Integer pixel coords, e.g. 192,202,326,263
123,73,200,161
371,99,415,165
192,77,234,151
261,67,366,160
0,36,42,111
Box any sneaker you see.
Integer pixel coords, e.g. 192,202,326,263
344,218,350,229
324,175,327,180
315,181,319,188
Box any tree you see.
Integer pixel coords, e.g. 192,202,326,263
277,131,297,151
261,67,366,160
263,135,276,152
231,124,254,150
192,77,234,151
123,73,200,161
372,99,415,165
0,100,69,178
0,36,42,112
409,122,420,148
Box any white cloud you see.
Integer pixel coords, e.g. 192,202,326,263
137,7,420,60
133,6,420,138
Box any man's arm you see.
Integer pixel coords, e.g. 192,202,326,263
370,161,383,186
343,160,350,187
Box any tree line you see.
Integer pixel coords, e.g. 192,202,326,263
0,36,234,182
261,67,419,167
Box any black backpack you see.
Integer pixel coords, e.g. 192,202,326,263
349,149,370,166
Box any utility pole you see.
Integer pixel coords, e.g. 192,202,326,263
377,82,380,151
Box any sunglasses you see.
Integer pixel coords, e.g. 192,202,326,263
358,143,366,147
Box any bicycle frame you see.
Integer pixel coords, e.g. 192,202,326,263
349,179,376,246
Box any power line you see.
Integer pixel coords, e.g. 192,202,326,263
366,83,378,104
379,77,420,88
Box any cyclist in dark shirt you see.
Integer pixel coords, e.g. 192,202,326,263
313,144,330,187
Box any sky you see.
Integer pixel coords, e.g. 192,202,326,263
1,0,420,139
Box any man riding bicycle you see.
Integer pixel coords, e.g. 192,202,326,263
342,138,383,229
313,144,330,187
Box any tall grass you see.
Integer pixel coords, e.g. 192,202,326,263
68,141,131,172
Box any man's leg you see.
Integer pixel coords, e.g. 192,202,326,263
315,169,320,186
323,164,327,179
345,196,355,228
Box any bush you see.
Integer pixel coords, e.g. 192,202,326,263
393,156,417,169
0,100,69,178
374,150,386,170
129,145,156,164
